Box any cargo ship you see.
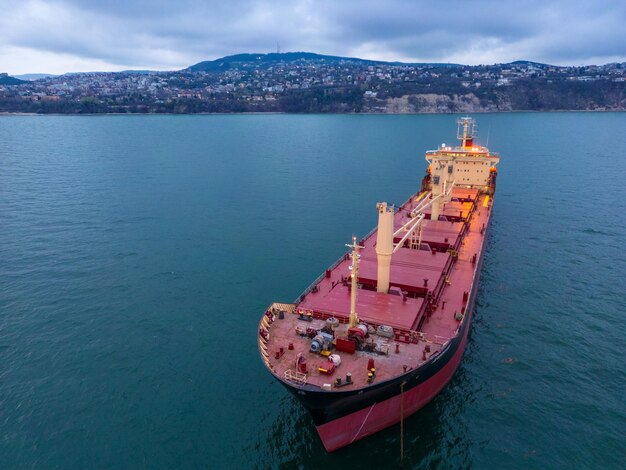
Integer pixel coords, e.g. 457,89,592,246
258,117,500,451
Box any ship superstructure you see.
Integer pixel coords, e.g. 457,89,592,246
258,117,500,451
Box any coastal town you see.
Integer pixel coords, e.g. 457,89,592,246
1,53,624,113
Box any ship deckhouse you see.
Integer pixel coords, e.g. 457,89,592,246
425,117,500,220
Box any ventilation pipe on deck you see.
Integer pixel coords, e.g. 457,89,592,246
430,200,440,221
376,202,394,293
431,178,441,221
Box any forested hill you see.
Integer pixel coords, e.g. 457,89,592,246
185,52,460,72
0,73,26,86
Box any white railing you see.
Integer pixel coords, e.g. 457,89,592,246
284,369,307,385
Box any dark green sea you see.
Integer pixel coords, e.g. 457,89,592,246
1,113,624,469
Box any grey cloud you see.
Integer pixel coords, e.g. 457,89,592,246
315,0,626,63
0,0,624,71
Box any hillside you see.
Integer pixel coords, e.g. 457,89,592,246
13,73,59,81
186,51,462,72
0,73,27,85
187,52,392,72
0,52,624,113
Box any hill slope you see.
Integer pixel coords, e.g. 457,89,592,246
0,74,27,85
187,52,387,72
186,51,460,72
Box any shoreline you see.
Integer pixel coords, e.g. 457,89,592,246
1,109,624,117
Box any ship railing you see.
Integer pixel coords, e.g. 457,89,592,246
294,250,352,303
303,307,450,346
289,305,450,349
269,302,296,314
295,273,327,303
432,335,450,346
291,304,451,348
296,307,350,324
430,254,455,303
258,313,272,369
259,304,296,371
284,369,307,385
360,226,377,244
398,194,413,210
398,190,427,213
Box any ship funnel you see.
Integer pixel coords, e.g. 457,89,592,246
375,202,394,293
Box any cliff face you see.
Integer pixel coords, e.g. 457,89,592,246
371,93,510,113
357,80,625,113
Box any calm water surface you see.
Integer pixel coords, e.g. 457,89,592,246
1,113,624,469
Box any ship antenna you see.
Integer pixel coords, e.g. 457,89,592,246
457,116,474,148
486,125,491,148
346,235,362,328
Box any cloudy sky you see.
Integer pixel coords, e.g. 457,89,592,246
1,0,625,74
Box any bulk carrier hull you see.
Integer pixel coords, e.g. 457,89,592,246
259,118,500,451
282,243,484,451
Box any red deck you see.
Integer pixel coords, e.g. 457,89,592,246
451,187,480,201
260,189,494,390
424,200,474,221
300,285,425,331
357,247,451,296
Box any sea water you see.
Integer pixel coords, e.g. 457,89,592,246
1,113,624,468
